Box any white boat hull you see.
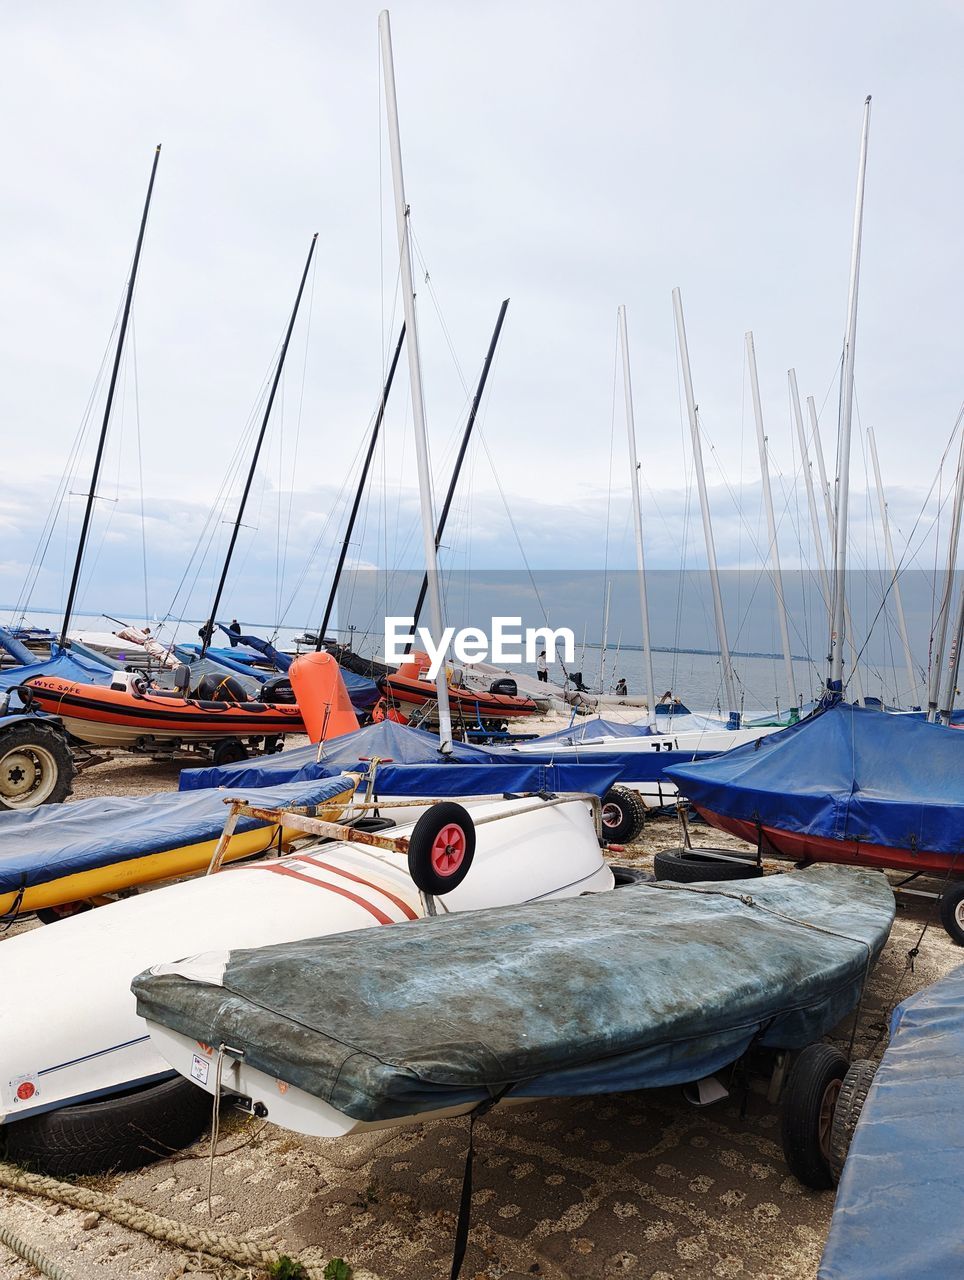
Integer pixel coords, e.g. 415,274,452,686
0,794,610,1124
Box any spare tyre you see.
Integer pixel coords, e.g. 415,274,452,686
653,849,762,882
1,1076,213,1176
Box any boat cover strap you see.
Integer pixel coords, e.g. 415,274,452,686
133,865,895,1124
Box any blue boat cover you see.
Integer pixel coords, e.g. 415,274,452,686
0,628,35,666
0,775,354,896
216,626,291,671
133,864,894,1125
179,721,494,790
180,718,710,793
527,717,653,745
212,627,381,716
819,964,964,1280
664,704,964,854
346,762,622,799
0,650,113,706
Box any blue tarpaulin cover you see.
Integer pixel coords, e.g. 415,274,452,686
0,650,114,705
527,718,653,745
134,864,895,1125
664,704,964,853
180,718,705,793
819,964,964,1279
179,721,494,790
0,775,354,896
349,762,623,799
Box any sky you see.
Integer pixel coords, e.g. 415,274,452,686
2,0,963,639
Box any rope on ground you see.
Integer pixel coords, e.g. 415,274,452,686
0,1220,74,1280
0,1162,380,1280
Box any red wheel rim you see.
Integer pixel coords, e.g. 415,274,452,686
430,824,466,878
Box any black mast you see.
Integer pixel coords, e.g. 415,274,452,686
409,297,509,637
314,322,406,651
200,233,318,656
59,144,162,649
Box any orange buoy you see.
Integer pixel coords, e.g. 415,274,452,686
288,652,359,743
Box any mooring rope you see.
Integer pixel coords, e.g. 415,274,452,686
0,1220,74,1280
0,1162,380,1280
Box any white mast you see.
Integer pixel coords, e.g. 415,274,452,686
378,9,453,751
618,305,658,727
938,581,964,723
672,287,740,725
808,394,866,705
927,427,964,721
790,371,832,617
827,95,871,697
867,426,918,705
746,331,795,714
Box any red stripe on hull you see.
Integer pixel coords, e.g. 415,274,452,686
695,806,964,878
297,854,419,920
259,864,395,924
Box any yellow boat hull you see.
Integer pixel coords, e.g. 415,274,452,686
0,786,354,917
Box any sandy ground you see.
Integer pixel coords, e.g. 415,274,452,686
0,740,958,1280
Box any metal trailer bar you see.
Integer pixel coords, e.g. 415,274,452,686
206,791,603,876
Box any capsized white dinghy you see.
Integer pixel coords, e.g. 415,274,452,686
0,785,613,1174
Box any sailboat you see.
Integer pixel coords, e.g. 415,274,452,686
24,236,321,756
666,100,964,944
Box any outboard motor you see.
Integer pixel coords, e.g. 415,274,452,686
193,673,247,703
261,675,296,704
489,677,518,698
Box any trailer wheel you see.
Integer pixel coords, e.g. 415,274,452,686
408,803,475,895
212,738,248,767
939,882,964,945
653,849,762,883
780,1043,849,1189
1,1076,213,1176
828,1058,875,1182
600,786,646,843
0,724,73,810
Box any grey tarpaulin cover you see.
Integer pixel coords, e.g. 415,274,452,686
134,865,894,1124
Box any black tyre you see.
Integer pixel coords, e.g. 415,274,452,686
408,803,475,895
939,882,964,945
1,1076,213,1176
780,1043,850,1189
653,848,763,883
212,738,248,766
600,786,647,843
611,865,654,887
0,723,73,811
828,1058,876,1183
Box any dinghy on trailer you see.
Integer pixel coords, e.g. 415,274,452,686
0,772,614,1175
0,775,355,918
135,865,894,1178
664,703,964,940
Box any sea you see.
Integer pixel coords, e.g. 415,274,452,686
4,607,916,719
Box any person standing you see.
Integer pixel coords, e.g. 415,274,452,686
537,649,548,683
228,619,241,647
